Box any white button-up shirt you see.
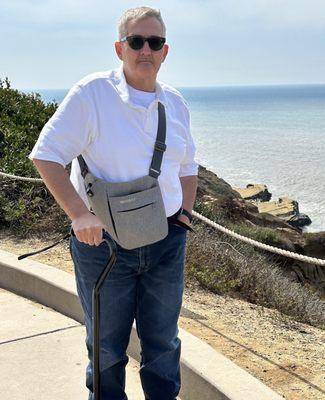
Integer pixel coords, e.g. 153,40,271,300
28,65,198,217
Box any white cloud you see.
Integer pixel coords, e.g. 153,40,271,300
2,0,324,29
221,0,325,29
0,0,117,28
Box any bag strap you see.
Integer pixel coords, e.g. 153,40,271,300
17,228,118,260
148,101,166,178
18,231,72,260
77,101,167,179
77,153,88,179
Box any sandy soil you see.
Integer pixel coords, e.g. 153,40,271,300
0,229,324,400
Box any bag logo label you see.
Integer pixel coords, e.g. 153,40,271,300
120,198,136,204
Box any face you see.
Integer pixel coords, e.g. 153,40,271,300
115,17,169,84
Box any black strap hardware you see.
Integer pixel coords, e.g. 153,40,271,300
86,183,94,197
154,140,167,152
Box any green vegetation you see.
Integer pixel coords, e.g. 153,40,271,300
0,77,69,234
228,222,283,247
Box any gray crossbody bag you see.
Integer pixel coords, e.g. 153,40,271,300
77,101,169,249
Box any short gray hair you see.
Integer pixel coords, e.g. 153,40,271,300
117,6,166,40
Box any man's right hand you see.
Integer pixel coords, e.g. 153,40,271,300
30,160,107,246
72,211,107,246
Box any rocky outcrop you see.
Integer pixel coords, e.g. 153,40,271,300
232,180,312,229
252,196,312,229
233,184,272,201
288,232,325,293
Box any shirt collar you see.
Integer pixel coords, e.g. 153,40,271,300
115,63,168,109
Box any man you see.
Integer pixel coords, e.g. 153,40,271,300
29,6,198,400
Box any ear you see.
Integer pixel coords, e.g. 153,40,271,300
161,44,169,63
114,41,123,61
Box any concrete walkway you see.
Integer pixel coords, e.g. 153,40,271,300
0,248,284,400
0,288,144,400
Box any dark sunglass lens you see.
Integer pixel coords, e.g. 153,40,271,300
148,37,165,50
128,36,144,50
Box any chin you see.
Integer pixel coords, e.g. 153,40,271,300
137,67,156,78
137,63,154,71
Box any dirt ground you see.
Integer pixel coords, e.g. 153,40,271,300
0,229,324,400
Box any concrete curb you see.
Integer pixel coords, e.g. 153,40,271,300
0,249,284,400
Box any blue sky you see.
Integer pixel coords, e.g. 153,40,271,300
1,0,325,89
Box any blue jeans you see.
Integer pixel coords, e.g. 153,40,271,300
69,222,187,400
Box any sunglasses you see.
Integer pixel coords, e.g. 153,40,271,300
120,35,166,51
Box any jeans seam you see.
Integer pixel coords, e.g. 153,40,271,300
135,280,141,341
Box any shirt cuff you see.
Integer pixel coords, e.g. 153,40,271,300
178,162,199,177
28,152,67,169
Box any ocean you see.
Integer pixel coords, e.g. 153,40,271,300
25,83,325,233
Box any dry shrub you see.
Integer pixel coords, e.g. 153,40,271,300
185,219,325,329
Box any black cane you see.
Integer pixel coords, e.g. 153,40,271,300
18,228,118,400
92,230,118,400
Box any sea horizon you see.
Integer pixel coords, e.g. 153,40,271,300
21,82,325,92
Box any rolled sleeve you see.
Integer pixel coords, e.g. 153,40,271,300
179,103,199,177
28,84,93,168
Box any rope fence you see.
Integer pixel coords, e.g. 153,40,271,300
192,211,325,267
1,169,325,267
0,171,43,182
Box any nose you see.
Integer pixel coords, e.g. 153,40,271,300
140,40,152,55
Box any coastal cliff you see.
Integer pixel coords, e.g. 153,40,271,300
196,165,325,293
